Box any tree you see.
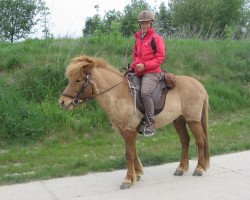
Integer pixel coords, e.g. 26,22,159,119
82,8,122,36
155,2,174,37
120,0,150,36
170,0,247,39
82,0,156,38
82,14,103,36
82,5,103,36
37,0,52,39
243,1,250,39
102,10,122,34
0,0,39,43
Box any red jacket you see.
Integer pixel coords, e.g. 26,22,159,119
131,28,166,77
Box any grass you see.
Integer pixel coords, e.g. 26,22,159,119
0,36,249,185
0,107,249,185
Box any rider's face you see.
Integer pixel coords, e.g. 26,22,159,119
140,21,151,33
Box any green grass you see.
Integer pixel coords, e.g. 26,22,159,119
0,36,249,185
0,108,249,185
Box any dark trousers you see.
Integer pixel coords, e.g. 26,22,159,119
141,73,161,122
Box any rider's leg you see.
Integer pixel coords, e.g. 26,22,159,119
141,73,161,136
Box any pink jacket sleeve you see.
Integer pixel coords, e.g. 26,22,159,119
144,35,166,71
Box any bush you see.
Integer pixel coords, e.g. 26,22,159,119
206,82,250,113
16,66,67,102
0,83,42,145
0,56,22,71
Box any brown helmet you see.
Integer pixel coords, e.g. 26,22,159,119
138,10,154,22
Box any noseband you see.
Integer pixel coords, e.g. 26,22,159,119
61,74,125,105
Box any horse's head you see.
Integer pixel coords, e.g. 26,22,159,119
59,55,95,110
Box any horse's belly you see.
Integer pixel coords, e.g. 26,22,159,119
155,111,180,128
155,90,182,128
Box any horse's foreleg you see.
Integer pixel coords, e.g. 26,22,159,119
134,154,143,181
173,116,190,176
120,130,140,189
187,121,206,176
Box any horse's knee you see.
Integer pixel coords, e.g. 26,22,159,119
125,150,135,160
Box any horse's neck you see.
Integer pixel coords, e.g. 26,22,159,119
92,67,124,90
93,69,133,113
91,67,140,128
92,68,130,105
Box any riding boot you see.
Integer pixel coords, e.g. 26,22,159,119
144,114,156,136
142,96,156,136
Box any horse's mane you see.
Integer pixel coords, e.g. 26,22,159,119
66,55,123,80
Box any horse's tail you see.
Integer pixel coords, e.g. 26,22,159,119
202,94,210,170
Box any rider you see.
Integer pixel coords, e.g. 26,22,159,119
130,10,166,136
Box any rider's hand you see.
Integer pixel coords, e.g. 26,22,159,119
136,63,145,72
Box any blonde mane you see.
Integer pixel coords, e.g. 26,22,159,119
65,55,123,80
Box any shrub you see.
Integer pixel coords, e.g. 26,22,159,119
16,66,67,102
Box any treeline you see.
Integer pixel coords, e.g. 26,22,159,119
83,0,250,39
0,0,249,43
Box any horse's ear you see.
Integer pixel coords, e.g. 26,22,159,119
72,56,93,66
82,61,93,75
70,55,94,75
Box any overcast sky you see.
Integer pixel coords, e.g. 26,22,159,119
33,0,167,38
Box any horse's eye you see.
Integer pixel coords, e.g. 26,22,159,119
76,80,81,83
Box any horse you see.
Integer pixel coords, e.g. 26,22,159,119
59,55,210,189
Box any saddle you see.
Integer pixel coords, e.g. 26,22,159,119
127,71,176,115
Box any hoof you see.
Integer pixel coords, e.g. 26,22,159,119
193,168,203,176
136,172,143,181
120,182,132,189
174,167,184,176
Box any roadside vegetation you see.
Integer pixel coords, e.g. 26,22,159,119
0,36,249,185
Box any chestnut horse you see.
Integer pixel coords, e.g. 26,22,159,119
59,55,210,189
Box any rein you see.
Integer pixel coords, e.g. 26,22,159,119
91,80,125,98
62,74,125,105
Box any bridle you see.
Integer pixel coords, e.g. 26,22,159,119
61,74,93,105
61,74,125,105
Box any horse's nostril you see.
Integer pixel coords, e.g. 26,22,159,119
60,100,65,105
73,99,79,104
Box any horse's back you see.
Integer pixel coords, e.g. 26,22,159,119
176,75,207,94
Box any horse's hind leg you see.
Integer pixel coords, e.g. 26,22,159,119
173,116,190,176
187,121,206,176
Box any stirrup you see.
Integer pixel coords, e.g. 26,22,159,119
143,124,156,137
144,132,155,137
137,117,156,136
143,128,155,137
137,119,146,134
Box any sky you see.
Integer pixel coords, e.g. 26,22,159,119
33,0,168,38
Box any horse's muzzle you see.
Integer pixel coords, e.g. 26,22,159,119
59,97,74,110
59,99,65,106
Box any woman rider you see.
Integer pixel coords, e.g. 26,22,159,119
130,10,166,136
